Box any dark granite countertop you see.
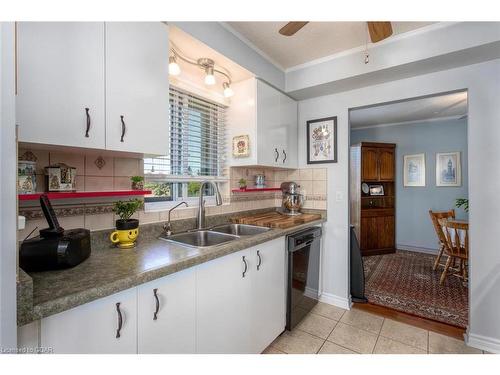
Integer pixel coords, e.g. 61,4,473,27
18,209,326,326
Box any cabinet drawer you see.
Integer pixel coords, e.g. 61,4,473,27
361,208,394,217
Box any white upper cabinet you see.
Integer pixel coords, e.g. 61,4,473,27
137,268,196,354
227,78,298,169
16,22,170,155
105,22,170,154
16,22,106,149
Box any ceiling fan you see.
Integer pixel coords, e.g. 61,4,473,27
279,21,393,43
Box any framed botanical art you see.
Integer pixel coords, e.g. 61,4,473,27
232,135,250,158
403,153,426,187
306,116,337,164
436,152,461,187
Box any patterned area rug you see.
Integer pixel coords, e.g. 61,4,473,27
363,250,468,328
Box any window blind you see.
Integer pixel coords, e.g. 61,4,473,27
144,86,227,179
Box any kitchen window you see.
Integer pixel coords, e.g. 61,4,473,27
144,86,227,209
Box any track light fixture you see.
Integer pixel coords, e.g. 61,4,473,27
169,47,234,98
168,54,181,76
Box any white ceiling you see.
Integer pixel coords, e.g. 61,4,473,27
169,26,254,85
225,22,435,69
350,91,468,129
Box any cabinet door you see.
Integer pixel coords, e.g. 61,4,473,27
17,22,105,149
105,22,170,154
251,238,286,353
196,248,253,353
41,288,137,353
280,93,298,168
256,80,282,167
361,147,380,181
137,268,196,353
360,213,395,251
378,215,395,249
379,148,395,181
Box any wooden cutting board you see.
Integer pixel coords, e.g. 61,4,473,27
231,211,322,229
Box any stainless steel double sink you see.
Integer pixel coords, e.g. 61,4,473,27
159,224,271,249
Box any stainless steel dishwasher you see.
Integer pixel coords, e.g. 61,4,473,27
286,226,322,330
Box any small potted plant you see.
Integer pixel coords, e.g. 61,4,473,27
131,176,144,190
238,178,247,190
110,199,143,249
455,198,469,212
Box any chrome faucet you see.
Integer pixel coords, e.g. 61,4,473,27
197,181,223,230
163,201,188,236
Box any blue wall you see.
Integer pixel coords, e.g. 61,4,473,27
351,118,468,252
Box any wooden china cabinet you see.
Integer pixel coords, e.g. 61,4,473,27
350,142,396,256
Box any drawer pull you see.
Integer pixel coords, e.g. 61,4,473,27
116,302,123,339
257,250,262,271
85,108,90,138
120,115,126,142
153,288,160,321
242,256,248,278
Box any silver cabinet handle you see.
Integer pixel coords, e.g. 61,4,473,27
274,148,279,162
153,288,160,321
242,256,248,278
257,250,262,270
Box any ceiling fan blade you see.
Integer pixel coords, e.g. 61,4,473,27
367,22,393,43
279,22,309,36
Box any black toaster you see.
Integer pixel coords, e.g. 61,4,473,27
19,195,91,272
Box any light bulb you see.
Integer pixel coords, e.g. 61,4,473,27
169,55,181,76
223,82,234,98
204,66,216,85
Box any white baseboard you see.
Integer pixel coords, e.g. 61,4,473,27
304,287,319,300
397,244,439,255
466,332,500,353
319,292,352,310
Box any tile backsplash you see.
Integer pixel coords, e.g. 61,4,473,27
18,148,143,193
18,147,327,238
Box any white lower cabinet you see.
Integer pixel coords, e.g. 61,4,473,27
196,247,254,353
196,237,286,353
38,237,286,354
250,238,287,353
41,288,137,354
137,268,196,354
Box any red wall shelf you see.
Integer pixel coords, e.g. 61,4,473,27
18,190,152,201
231,187,281,193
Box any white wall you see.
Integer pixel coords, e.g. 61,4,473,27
298,59,500,353
0,22,18,349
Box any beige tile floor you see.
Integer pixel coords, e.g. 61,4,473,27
263,303,487,354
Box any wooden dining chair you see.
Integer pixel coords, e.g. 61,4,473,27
428,209,455,270
439,219,469,284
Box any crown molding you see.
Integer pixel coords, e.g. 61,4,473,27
350,114,466,131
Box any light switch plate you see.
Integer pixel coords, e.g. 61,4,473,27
335,191,343,202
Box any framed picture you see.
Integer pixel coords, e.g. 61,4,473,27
307,116,337,164
436,152,461,187
403,153,426,187
369,184,384,196
232,135,250,158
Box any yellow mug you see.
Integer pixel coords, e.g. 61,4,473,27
110,228,139,249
